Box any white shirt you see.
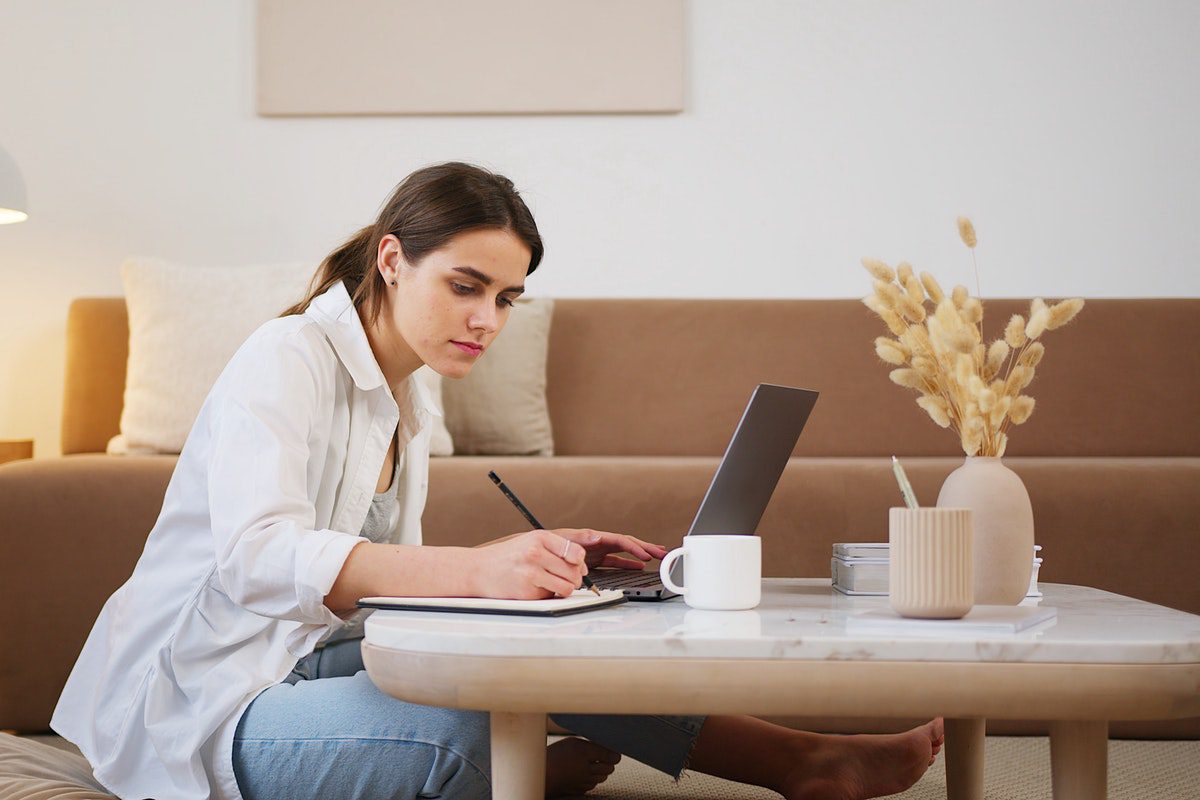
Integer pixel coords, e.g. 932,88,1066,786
51,280,438,800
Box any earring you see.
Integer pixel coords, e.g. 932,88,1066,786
390,279,396,285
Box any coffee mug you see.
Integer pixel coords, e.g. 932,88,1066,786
659,535,761,610
889,507,974,619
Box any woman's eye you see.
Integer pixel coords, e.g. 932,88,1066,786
451,282,474,295
498,296,516,308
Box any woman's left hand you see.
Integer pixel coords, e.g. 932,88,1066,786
554,528,670,571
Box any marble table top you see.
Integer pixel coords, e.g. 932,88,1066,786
364,579,1200,665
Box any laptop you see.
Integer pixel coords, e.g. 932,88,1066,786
588,383,819,601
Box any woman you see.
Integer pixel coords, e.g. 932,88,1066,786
53,162,943,800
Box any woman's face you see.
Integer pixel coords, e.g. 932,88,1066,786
377,227,532,380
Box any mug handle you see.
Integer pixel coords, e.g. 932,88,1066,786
659,547,686,595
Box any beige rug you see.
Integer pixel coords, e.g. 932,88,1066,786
556,736,1200,800
29,735,1200,798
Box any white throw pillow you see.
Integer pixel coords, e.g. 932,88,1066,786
109,259,454,456
441,298,555,455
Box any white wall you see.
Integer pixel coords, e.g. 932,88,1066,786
2,0,1198,458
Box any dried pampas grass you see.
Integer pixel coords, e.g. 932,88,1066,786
860,217,1084,457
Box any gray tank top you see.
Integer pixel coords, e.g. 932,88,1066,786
313,443,403,650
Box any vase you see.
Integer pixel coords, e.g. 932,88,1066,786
936,456,1034,605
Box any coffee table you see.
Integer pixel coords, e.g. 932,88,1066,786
362,579,1200,799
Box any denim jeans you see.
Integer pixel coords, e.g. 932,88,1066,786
232,636,707,799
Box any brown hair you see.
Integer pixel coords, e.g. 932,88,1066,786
280,162,543,326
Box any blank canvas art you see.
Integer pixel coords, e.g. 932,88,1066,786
256,0,685,116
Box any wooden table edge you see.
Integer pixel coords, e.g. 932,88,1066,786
363,643,1200,721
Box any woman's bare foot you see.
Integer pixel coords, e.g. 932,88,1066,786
544,736,622,798
779,718,945,800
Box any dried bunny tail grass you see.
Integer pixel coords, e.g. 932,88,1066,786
954,353,974,387
1005,314,1028,348
961,297,983,324
995,432,1009,457
882,310,908,336
920,272,946,304
863,296,906,336
989,395,1013,427
957,217,978,248
978,387,998,413
904,275,925,306
911,355,938,381
1018,342,1045,368
862,258,896,283
951,285,969,309
960,428,983,457
934,297,962,331
916,395,952,427
967,374,986,395
1004,366,1029,397
900,326,932,355
889,368,925,391
1047,298,1085,330
1009,395,1036,425
973,342,986,366
985,340,1010,378
873,279,903,310
1025,308,1050,340
875,337,909,365
949,327,976,354
897,262,915,284
898,294,927,323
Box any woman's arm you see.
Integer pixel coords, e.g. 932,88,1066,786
324,542,481,613
326,529,671,610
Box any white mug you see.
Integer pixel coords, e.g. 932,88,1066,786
659,535,762,610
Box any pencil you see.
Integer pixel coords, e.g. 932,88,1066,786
891,456,920,509
488,471,601,596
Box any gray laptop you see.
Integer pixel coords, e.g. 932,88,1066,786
589,383,819,601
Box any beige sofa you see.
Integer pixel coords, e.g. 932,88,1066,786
1,296,1197,749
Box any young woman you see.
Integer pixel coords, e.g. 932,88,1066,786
53,162,944,800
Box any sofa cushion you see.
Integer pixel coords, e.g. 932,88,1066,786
0,734,115,799
110,259,455,457
442,297,555,455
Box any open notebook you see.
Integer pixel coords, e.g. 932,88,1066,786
357,588,627,617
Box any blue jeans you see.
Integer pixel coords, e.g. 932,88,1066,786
232,637,707,799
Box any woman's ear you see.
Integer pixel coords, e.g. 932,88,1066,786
376,234,402,283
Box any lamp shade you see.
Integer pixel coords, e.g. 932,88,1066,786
0,146,29,225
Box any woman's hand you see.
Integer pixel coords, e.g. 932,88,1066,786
470,528,670,600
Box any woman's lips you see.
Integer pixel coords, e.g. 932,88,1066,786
451,341,483,356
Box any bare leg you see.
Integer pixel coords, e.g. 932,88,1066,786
686,715,945,800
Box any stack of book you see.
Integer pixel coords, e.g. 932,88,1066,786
831,543,1043,597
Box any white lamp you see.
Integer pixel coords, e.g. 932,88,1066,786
0,145,29,225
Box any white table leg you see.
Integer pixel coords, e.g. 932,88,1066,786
490,711,546,800
1050,720,1107,800
945,717,985,800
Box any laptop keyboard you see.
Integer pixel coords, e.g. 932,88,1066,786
590,570,664,589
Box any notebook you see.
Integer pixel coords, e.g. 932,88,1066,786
357,588,627,617
847,605,1058,636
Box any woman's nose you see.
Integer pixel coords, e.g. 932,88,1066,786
469,301,498,332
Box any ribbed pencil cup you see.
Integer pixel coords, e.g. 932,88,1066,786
889,507,974,619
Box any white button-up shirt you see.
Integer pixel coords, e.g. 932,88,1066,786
51,280,438,800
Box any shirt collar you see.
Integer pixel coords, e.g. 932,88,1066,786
304,280,441,419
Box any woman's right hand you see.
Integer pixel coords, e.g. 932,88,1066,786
470,529,592,599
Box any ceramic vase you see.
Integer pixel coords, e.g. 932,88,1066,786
936,456,1033,605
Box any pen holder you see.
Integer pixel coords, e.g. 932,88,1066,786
889,507,974,619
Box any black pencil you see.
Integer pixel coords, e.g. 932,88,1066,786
487,470,601,596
